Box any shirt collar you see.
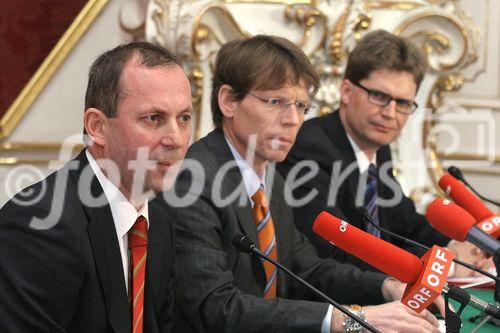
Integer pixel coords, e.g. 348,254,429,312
346,134,376,174
86,150,149,238
224,135,265,199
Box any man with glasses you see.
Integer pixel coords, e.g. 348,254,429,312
278,30,484,275
168,34,443,333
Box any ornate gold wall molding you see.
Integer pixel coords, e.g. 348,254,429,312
191,4,250,60
224,0,313,4
449,99,500,110
365,1,424,11
393,7,481,195
437,152,500,164
1,142,65,151
0,158,59,166
0,142,84,165
455,168,500,176
191,3,250,139
462,0,489,83
423,73,465,188
328,6,351,65
394,12,474,72
284,5,328,56
145,0,484,201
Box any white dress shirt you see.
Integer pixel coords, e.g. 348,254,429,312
86,150,149,292
346,134,377,173
224,136,333,333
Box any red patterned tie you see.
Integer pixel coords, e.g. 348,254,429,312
128,216,148,333
252,186,277,299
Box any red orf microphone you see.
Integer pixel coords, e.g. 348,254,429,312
312,211,454,313
439,173,500,238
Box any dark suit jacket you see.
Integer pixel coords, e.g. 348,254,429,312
0,150,175,333
278,111,449,271
166,129,387,333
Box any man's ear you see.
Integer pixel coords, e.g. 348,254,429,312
83,108,108,147
340,79,353,105
218,84,239,119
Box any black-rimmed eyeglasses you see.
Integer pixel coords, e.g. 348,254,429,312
352,82,418,115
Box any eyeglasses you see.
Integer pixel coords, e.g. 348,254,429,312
247,92,316,115
353,82,418,115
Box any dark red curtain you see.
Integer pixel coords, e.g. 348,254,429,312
0,0,88,118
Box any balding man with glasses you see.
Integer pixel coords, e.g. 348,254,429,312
279,30,486,275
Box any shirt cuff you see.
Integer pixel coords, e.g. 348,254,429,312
321,304,333,333
448,261,455,277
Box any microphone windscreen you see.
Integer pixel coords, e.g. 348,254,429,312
312,211,422,284
425,199,476,241
439,173,492,221
232,235,255,254
447,166,464,180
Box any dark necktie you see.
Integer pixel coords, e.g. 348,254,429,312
364,164,381,238
252,186,277,299
128,215,148,333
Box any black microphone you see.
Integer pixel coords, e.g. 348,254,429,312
448,166,500,207
357,206,500,282
232,234,381,333
233,234,257,253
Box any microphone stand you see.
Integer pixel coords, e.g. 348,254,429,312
233,235,381,333
443,285,469,333
473,249,500,331
358,208,500,330
495,249,500,303
444,252,500,333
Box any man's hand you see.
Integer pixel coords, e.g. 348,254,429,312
329,302,441,333
330,278,446,332
447,240,492,277
381,277,405,301
382,277,445,316
364,301,441,333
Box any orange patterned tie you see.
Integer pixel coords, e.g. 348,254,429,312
128,216,148,333
252,186,277,299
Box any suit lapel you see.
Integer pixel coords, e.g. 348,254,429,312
229,172,259,246
324,112,361,205
375,146,393,231
320,111,354,156
78,152,131,333
265,163,287,264
206,130,259,246
321,111,358,171
267,167,289,296
145,201,165,310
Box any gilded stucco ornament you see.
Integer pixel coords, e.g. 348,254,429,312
145,0,482,203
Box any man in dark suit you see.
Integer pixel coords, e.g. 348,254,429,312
167,35,442,333
278,30,485,275
0,42,193,332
